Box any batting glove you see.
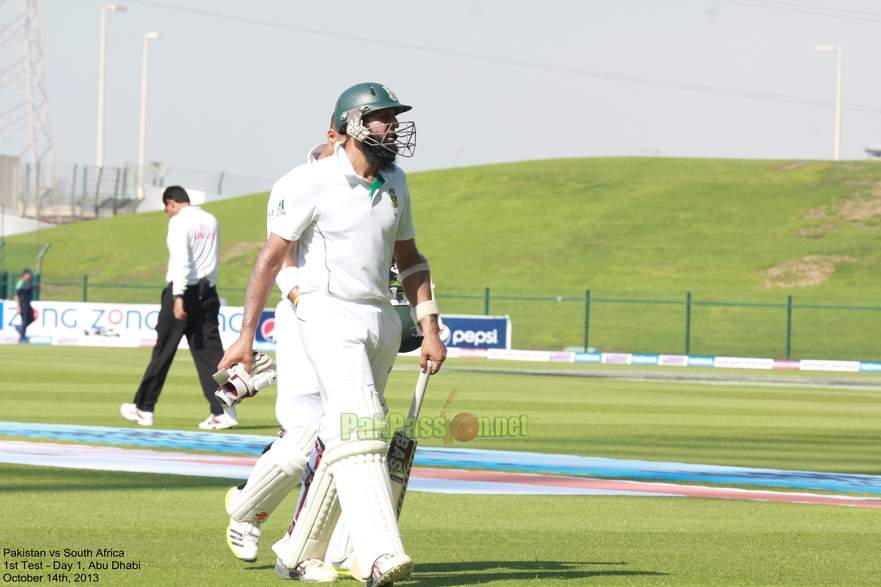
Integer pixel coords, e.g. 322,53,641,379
213,351,278,408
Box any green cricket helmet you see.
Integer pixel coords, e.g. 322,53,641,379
333,82,416,158
394,302,423,353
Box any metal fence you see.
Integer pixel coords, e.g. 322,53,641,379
5,278,881,361
432,288,881,361
15,161,272,222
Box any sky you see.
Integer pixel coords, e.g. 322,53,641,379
5,0,881,183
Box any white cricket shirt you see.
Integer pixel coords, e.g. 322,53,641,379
269,142,416,302
265,145,326,301
266,144,325,236
165,205,220,296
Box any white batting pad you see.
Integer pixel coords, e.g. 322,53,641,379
227,426,316,523
326,517,355,573
274,441,343,568
327,440,405,579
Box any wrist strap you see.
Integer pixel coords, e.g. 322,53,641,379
397,262,429,282
275,266,299,299
410,300,440,336
415,300,439,322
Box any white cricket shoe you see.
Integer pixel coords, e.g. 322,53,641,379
120,403,154,426
365,554,413,587
274,558,339,582
328,553,355,573
199,407,237,430
224,486,240,511
274,559,295,580
226,518,260,562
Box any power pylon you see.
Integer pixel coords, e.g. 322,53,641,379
0,0,57,217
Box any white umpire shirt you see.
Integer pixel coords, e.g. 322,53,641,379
268,142,416,302
165,205,220,297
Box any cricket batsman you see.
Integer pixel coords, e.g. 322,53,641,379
222,126,341,567
219,82,445,586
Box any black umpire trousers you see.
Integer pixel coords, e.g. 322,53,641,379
18,303,34,340
132,283,225,415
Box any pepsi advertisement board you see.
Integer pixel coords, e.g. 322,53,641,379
439,314,511,350
0,301,511,352
253,309,277,351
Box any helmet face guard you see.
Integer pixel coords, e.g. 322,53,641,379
334,83,416,158
341,107,416,158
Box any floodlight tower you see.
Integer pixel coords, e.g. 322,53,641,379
96,4,126,204
137,31,162,200
0,0,57,215
814,45,843,161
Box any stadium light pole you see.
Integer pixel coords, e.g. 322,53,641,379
814,45,842,161
137,31,163,200
97,5,126,172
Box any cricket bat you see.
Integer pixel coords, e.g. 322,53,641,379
387,361,432,517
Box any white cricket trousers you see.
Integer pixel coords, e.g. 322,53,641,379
273,298,323,431
295,293,401,442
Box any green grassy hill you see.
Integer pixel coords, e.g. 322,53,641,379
5,157,881,357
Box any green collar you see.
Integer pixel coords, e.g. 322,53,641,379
369,174,386,199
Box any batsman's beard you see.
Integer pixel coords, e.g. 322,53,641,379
363,140,398,172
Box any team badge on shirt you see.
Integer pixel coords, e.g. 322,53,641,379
389,189,398,218
275,200,286,218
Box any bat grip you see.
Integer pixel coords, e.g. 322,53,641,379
407,360,432,419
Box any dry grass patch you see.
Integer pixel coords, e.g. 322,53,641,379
800,184,881,235
795,223,835,238
777,161,809,172
220,240,264,262
836,193,881,223
764,255,857,288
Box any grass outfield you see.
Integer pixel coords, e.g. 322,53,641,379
6,157,881,355
2,346,881,585
2,346,881,471
4,465,880,587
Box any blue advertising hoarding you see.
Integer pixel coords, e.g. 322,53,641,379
439,314,511,350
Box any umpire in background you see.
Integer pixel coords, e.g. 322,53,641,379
121,186,234,430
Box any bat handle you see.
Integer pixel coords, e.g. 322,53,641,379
407,361,432,420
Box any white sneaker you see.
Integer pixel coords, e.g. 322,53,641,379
227,518,260,562
366,554,413,587
224,486,240,511
275,558,296,580
328,553,355,573
120,403,154,426
199,407,237,430
275,558,339,582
